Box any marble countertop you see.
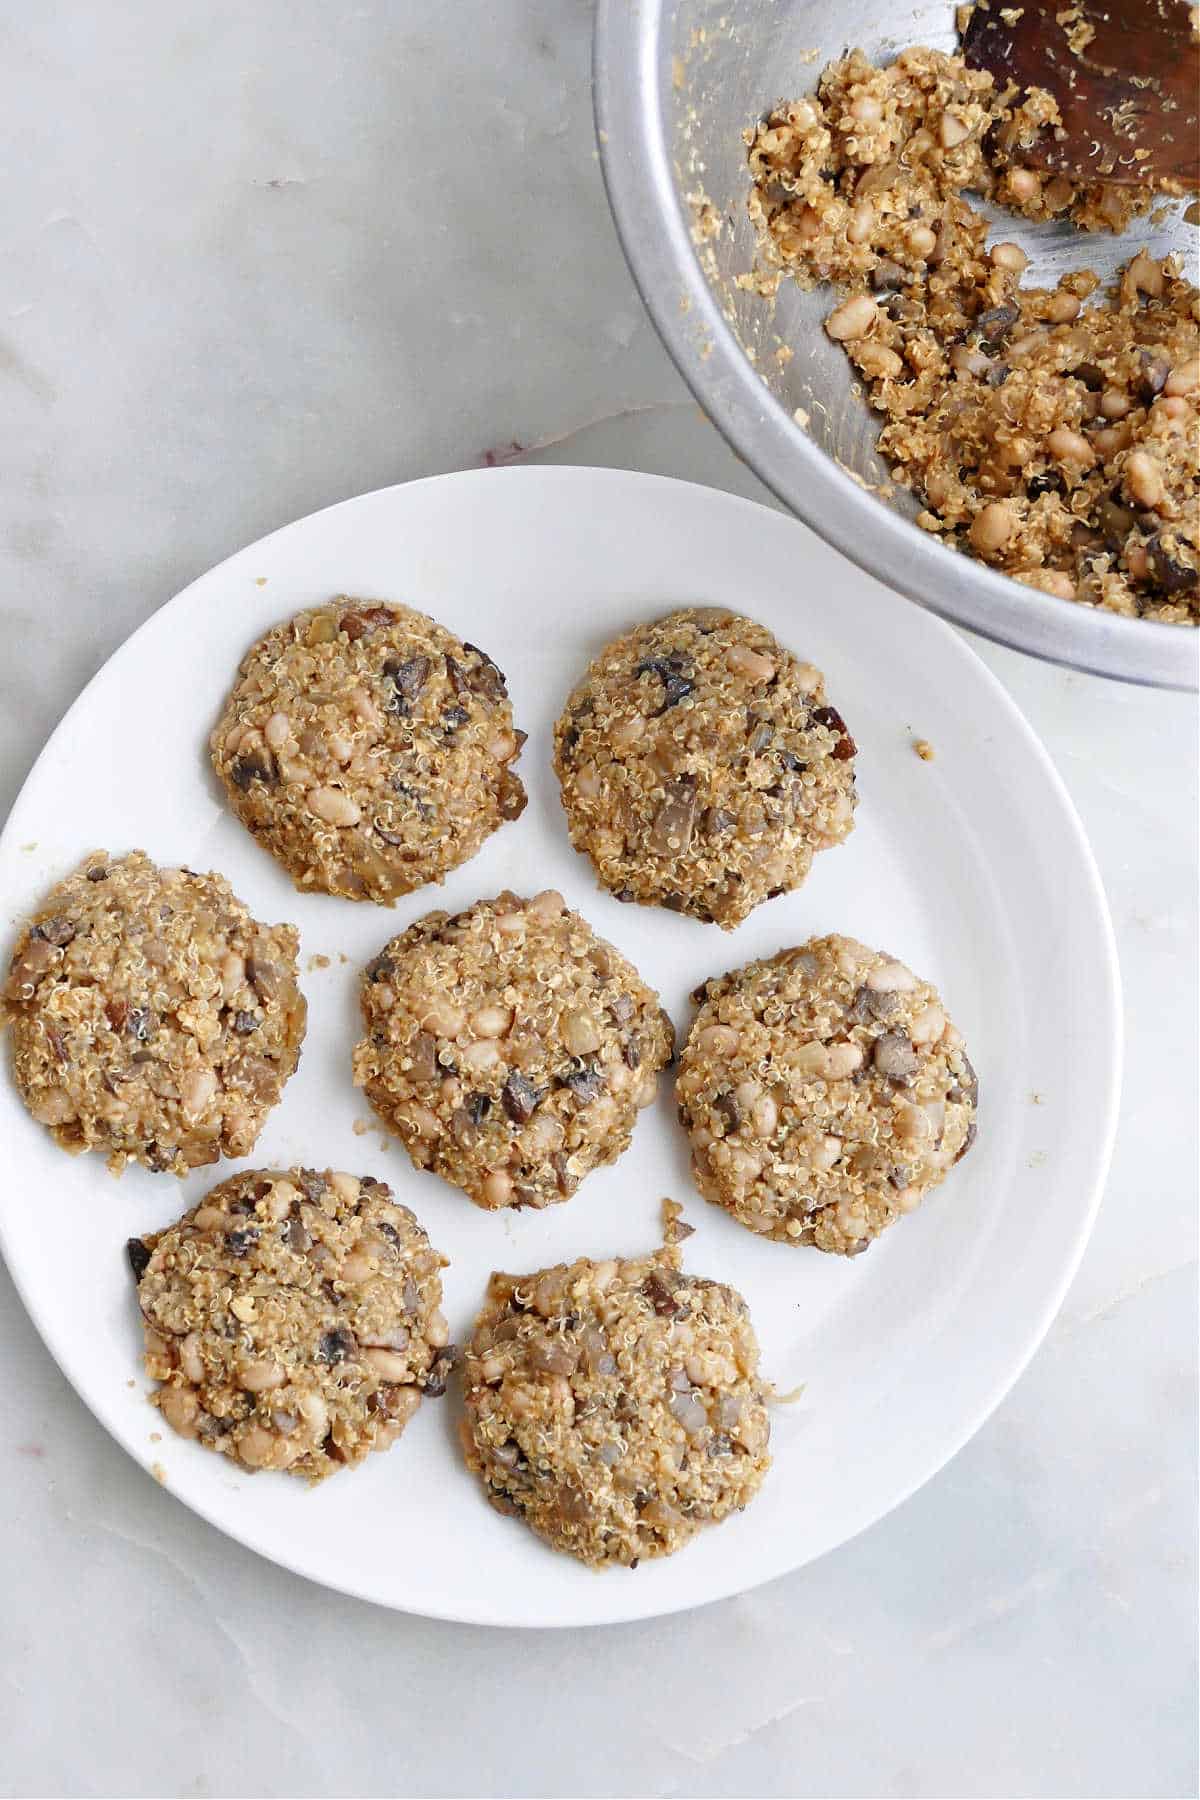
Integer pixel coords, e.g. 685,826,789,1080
1,5,1195,1796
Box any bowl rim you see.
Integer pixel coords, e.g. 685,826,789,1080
592,0,1199,692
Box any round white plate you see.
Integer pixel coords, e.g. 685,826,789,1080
0,468,1120,1628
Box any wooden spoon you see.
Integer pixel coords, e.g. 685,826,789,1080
962,0,1199,192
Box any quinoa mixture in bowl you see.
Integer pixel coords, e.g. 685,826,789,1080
746,46,1199,624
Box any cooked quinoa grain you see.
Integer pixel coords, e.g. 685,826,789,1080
132,1166,453,1480
460,1240,770,1566
352,890,674,1210
677,934,978,1254
554,609,857,927
3,851,305,1176
210,597,528,903
747,47,1199,623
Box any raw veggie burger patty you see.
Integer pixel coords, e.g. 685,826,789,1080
353,889,674,1210
460,1241,771,1566
211,596,527,903
553,607,856,927
677,934,978,1253
131,1166,453,1480
3,850,305,1176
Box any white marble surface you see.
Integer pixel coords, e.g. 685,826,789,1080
0,5,1196,1796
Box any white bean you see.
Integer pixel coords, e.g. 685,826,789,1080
1165,357,1199,397
1044,291,1081,324
1124,450,1164,510
350,687,381,727
726,1147,762,1187
527,1110,564,1151
1047,426,1095,467
846,202,874,244
635,1074,658,1108
825,294,878,342
483,1170,513,1208
237,1424,279,1468
990,242,1027,274
363,1347,410,1383
866,960,916,993
856,341,904,380
528,889,565,922
180,1068,217,1120
298,1393,329,1440
401,1102,441,1140
725,643,777,683
751,1094,778,1139
239,1358,285,1393
814,1134,842,1170
910,1004,946,1045
969,502,1015,555
835,1199,868,1238
219,950,245,1002
825,1041,864,1079
264,1179,300,1221
308,786,361,827
179,1332,205,1385
423,998,466,1038
157,1385,199,1438
1006,166,1040,202
1093,423,1131,456
470,1004,513,1039
894,1102,931,1144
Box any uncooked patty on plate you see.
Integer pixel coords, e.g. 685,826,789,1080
3,850,305,1176
553,607,856,927
130,1166,453,1480
460,1232,770,1566
210,597,527,903
677,933,978,1253
353,889,674,1210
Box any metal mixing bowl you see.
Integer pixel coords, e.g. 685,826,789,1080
594,0,1198,690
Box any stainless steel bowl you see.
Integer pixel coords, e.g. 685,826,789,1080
594,0,1198,690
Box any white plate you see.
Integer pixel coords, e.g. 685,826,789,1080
0,468,1120,1628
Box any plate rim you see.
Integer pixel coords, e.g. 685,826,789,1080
0,465,1123,1628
